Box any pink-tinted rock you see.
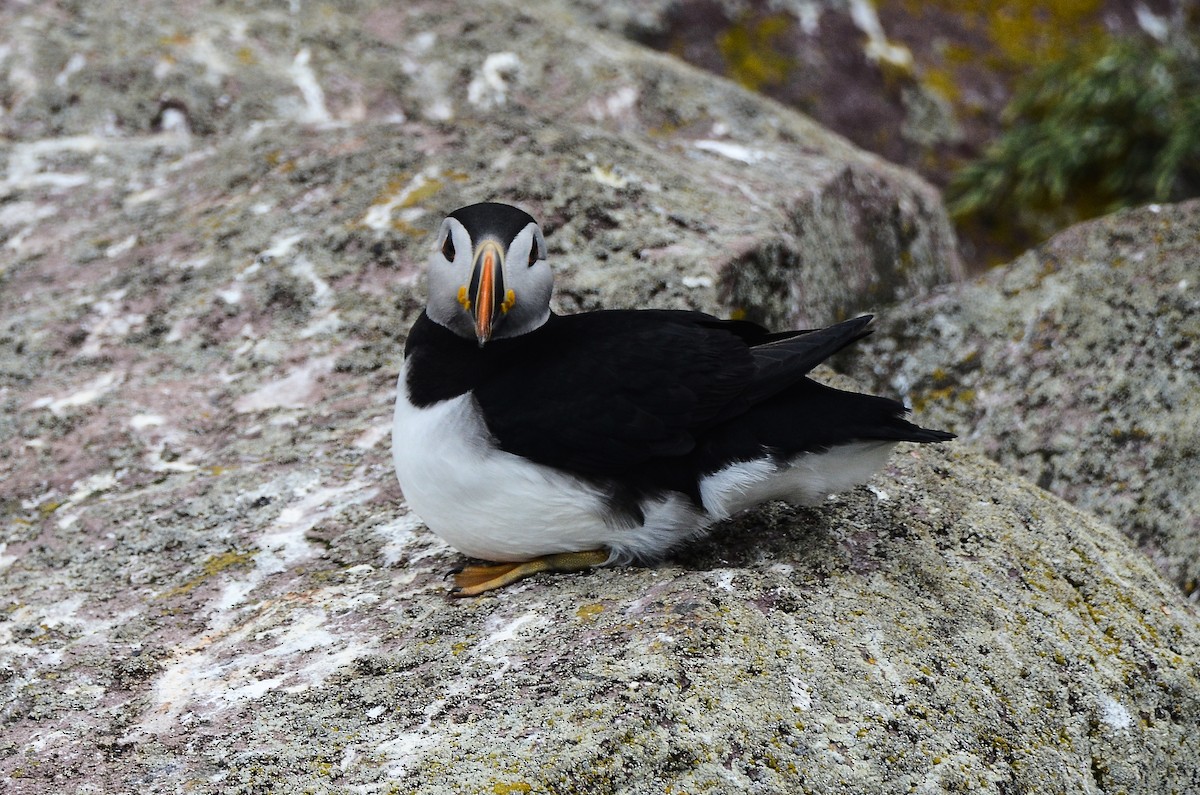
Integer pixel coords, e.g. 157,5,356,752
0,2,1196,793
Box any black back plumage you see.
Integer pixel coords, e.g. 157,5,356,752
404,309,953,502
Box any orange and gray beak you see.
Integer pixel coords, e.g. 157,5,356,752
466,239,511,346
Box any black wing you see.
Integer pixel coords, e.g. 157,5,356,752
473,310,758,474
473,312,884,474
743,315,874,403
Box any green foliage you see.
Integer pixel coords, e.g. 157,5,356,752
947,35,1200,247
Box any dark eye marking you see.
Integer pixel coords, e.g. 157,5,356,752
442,234,455,260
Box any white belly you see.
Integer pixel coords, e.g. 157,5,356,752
393,362,898,564
392,363,705,562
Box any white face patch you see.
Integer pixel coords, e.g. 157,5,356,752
424,218,552,342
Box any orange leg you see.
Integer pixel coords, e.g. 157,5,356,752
450,549,610,597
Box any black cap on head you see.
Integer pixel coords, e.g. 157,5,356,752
448,202,538,243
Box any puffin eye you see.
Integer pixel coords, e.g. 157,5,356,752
442,234,455,260
528,241,540,267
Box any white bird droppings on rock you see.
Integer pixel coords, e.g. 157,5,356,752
790,676,813,711
693,139,768,164
478,612,548,680
104,234,138,258
467,52,521,109
233,355,336,413
589,164,628,188
1098,695,1132,730
849,0,914,69
32,371,122,413
361,169,440,232
352,421,390,450
289,47,332,124
586,85,639,122
713,569,737,592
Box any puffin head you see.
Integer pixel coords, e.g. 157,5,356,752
425,202,552,346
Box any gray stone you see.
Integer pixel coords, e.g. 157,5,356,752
1,1,1197,793
564,0,1191,268
4,433,1199,792
844,201,1200,597
1,0,960,330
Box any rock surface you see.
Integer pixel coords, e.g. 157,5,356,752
844,201,1200,598
564,0,1185,185
1,1,1198,793
5,437,1200,793
0,0,960,330
565,0,1195,265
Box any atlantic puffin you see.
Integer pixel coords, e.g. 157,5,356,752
393,202,954,595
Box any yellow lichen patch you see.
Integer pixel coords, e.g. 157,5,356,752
891,0,1106,73
398,178,444,209
576,603,605,622
390,219,427,237
1110,426,1151,443
716,14,795,92
201,550,256,576
492,782,532,795
589,164,628,188
162,549,257,599
924,55,964,99
373,174,410,199
358,172,446,233
987,0,1105,67
912,385,976,414
646,120,682,138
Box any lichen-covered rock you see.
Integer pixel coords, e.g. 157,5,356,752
1,1,1197,793
844,201,1200,597
563,0,1180,214
0,0,960,330
5,436,1200,793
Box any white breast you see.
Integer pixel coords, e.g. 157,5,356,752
392,362,704,562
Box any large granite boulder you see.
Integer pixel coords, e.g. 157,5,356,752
844,201,1200,597
4,437,1199,792
1,1,1197,793
0,0,959,330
